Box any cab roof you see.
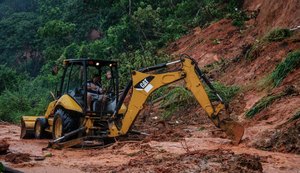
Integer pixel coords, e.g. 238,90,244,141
63,59,117,67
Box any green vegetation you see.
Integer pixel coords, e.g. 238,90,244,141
245,91,289,118
149,86,169,102
159,82,239,120
230,10,248,27
0,162,4,172
245,28,293,61
160,86,197,120
211,38,221,45
197,126,206,131
0,0,244,123
271,50,300,86
203,58,230,74
0,75,57,123
289,111,300,122
206,82,240,104
245,40,263,60
265,28,292,42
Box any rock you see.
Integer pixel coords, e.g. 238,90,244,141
5,153,31,164
0,140,9,154
44,152,53,157
34,156,46,161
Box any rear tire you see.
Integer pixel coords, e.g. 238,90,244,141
52,109,79,140
34,118,47,139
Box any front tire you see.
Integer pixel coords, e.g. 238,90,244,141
52,109,79,140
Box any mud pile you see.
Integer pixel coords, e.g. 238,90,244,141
0,140,9,154
83,149,263,173
5,153,31,164
253,119,300,154
165,0,300,157
244,0,300,34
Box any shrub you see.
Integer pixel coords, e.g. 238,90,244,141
289,111,300,122
244,40,264,60
159,82,239,120
206,82,240,104
271,50,300,86
118,50,168,86
230,10,248,27
245,94,282,118
160,86,197,120
0,75,54,123
0,65,22,93
265,28,292,42
245,29,292,61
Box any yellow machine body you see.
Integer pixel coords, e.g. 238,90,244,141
55,95,83,113
21,57,244,146
108,58,244,144
20,115,43,138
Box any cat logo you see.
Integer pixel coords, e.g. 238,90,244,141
134,76,154,93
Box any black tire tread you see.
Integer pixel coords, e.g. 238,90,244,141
34,118,47,139
53,109,79,139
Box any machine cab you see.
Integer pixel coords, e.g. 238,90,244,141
58,59,119,115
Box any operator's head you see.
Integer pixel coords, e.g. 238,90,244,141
92,74,101,83
106,70,112,80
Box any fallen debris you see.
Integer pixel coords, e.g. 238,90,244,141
34,156,45,161
81,149,263,173
0,139,9,154
254,119,300,154
5,153,31,164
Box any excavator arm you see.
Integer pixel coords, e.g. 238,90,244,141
108,55,244,144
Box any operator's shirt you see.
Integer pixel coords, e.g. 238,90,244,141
87,81,103,94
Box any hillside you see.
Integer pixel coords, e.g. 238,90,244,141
1,0,300,172
168,0,300,155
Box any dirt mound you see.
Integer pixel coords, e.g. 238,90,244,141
253,119,300,154
218,37,300,86
5,153,31,164
168,19,254,67
89,149,263,173
0,140,9,154
244,0,300,34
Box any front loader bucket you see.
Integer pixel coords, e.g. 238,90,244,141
20,116,40,139
219,118,244,145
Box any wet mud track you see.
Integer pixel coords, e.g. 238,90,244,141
0,123,300,173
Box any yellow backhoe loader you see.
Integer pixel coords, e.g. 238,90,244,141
21,55,244,148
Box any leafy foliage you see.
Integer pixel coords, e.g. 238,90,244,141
158,81,239,120
38,20,76,39
0,0,245,123
289,111,300,122
244,40,264,60
271,50,300,86
245,91,289,118
265,28,292,42
206,82,240,104
0,74,57,123
160,86,197,120
0,65,22,93
230,10,248,27
245,29,293,61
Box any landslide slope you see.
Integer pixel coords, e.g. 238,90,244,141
167,0,300,154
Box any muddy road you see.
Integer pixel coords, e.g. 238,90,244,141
1,122,300,173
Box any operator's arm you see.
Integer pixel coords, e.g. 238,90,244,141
87,82,103,94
